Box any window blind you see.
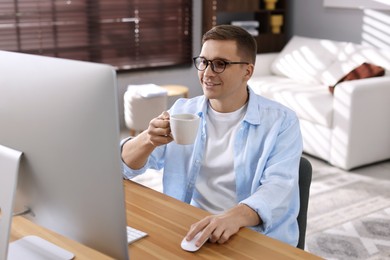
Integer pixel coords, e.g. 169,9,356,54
0,0,192,71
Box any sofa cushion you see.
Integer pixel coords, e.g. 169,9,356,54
320,43,390,86
329,62,385,94
248,76,333,127
270,36,347,84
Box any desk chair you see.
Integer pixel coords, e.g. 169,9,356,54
297,156,312,250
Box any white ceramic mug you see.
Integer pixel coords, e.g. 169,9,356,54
170,114,200,145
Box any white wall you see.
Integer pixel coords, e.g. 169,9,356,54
287,0,390,47
117,1,203,129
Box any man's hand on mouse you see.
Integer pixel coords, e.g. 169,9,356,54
185,204,261,246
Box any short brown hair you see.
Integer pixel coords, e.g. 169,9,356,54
202,25,257,64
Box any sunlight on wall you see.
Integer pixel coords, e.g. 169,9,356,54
324,0,390,10
362,9,390,49
372,0,390,7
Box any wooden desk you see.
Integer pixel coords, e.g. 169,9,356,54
125,180,321,259
10,180,322,259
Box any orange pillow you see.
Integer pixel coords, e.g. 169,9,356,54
329,62,385,94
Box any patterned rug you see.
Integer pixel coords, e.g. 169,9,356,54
305,157,390,260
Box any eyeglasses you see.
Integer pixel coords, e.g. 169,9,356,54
193,56,249,74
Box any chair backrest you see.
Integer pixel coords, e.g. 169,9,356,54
297,156,312,250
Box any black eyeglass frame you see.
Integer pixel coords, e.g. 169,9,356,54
193,56,250,74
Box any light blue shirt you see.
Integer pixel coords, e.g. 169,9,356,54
121,87,303,246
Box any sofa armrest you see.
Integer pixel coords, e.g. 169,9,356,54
331,76,390,169
253,53,279,76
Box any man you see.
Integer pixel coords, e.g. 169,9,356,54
121,25,303,247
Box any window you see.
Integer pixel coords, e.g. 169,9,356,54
0,0,192,71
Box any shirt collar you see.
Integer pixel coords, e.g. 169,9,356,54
197,87,261,126
243,87,262,126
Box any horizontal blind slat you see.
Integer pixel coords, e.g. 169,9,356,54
0,0,192,71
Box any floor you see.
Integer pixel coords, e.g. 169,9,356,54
304,155,390,259
306,154,390,182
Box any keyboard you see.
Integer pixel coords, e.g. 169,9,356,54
127,226,148,244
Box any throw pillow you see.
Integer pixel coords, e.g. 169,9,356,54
320,43,390,87
329,62,385,94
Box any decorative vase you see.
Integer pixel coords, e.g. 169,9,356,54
264,0,277,10
270,15,283,34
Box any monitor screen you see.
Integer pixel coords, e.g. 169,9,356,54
0,50,129,259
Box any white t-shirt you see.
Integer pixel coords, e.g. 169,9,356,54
190,103,247,214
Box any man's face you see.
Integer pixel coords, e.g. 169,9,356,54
197,40,252,111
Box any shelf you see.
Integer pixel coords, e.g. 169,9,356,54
256,34,286,53
217,0,260,12
202,0,287,53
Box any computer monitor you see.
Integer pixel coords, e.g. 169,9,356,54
0,50,129,259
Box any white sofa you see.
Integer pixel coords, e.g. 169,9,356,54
248,36,390,170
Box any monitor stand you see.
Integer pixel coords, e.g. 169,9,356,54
0,144,22,260
0,144,74,260
8,235,74,260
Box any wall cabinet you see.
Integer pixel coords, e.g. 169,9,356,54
202,0,287,53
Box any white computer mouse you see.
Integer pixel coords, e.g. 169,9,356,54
180,232,208,252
